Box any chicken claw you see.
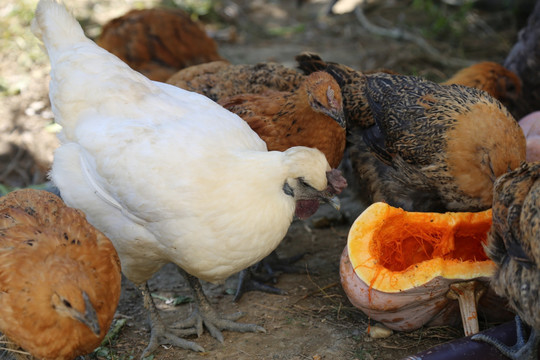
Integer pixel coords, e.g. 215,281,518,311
139,283,205,357
175,268,266,343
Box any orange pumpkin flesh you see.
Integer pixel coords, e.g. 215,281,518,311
340,202,508,334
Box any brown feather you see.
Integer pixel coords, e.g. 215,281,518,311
97,8,224,82
442,61,522,110
167,61,304,101
0,189,122,360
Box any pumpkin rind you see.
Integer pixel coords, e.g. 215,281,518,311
347,202,495,293
340,202,511,332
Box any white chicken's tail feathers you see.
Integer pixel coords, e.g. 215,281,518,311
31,0,86,58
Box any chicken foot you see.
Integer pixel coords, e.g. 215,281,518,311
173,267,266,343
472,316,539,360
139,282,204,358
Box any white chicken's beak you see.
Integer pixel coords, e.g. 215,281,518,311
325,195,341,211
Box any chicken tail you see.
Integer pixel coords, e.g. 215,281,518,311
31,0,87,61
295,52,328,75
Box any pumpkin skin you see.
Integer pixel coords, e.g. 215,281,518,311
340,202,512,332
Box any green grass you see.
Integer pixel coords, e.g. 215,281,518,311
412,0,475,41
92,319,135,360
0,0,47,96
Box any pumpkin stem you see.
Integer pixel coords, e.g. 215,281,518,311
447,280,487,336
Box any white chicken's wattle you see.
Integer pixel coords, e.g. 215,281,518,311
31,0,343,356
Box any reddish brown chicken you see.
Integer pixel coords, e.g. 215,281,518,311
295,52,374,129
97,8,224,82
295,53,526,212
0,189,122,360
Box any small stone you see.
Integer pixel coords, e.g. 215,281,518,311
368,323,393,339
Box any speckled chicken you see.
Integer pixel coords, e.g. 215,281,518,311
166,60,305,102
296,53,527,212
472,161,540,359
504,0,540,120
442,61,522,111
97,8,225,82
352,73,525,212
0,189,122,360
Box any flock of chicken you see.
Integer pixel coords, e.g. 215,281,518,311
0,0,539,359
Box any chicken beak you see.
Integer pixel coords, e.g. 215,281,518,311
334,110,346,129
325,195,341,211
332,110,347,129
75,291,101,336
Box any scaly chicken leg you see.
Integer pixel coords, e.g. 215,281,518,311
174,268,266,340
140,270,265,357
139,282,204,356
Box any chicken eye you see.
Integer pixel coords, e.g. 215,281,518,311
298,177,314,189
313,99,323,109
63,299,72,308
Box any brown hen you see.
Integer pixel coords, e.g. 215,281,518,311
0,189,122,360
167,60,304,102
97,8,224,82
472,161,540,359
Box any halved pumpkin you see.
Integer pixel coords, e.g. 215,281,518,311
340,202,512,335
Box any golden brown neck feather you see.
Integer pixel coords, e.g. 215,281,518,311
443,62,522,103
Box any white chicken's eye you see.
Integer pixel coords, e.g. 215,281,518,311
298,177,313,189
282,182,294,197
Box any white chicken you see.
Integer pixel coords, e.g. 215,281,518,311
32,0,343,356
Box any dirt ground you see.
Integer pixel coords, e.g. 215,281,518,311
0,0,534,359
